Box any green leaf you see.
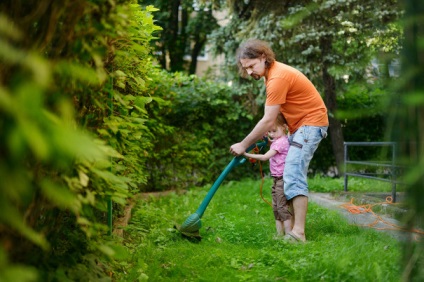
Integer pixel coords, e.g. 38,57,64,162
52,126,105,161
18,117,50,160
40,179,79,212
114,70,127,77
145,5,160,13
55,60,101,86
0,265,38,282
135,96,152,108
97,244,115,257
77,217,91,226
0,14,23,40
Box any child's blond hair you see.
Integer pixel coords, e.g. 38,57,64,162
276,113,287,127
275,113,289,135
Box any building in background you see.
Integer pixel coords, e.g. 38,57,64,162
184,10,228,77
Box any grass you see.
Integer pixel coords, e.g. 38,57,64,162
308,174,405,193
112,177,402,281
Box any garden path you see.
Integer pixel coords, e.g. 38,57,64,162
309,192,422,242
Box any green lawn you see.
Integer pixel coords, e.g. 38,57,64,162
112,177,401,281
308,174,405,194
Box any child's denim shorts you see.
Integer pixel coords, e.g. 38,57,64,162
283,125,328,200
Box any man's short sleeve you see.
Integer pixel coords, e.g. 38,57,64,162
265,77,289,106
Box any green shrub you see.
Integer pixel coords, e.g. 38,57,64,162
142,70,258,191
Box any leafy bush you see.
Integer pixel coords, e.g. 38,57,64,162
142,70,260,191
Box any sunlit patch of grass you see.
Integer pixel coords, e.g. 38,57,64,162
308,174,405,193
115,178,402,281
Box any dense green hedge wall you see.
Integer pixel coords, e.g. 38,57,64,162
0,1,161,280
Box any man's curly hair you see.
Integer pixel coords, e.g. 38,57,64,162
236,39,276,78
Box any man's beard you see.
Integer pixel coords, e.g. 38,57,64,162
251,74,260,80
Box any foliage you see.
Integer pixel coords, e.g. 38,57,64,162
0,0,161,280
139,0,219,74
114,178,401,281
141,70,257,191
211,0,401,82
209,0,402,175
311,79,388,173
388,0,424,280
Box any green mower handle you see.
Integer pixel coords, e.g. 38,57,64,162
195,138,268,217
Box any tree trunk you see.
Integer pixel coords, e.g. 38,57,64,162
321,37,345,176
189,36,206,75
167,0,188,72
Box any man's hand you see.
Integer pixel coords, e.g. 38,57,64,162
229,142,246,156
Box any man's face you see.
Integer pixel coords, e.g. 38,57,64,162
240,57,266,80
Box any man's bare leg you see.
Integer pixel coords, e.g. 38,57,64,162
290,195,308,242
289,200,295,229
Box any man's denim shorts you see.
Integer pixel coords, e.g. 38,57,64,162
283,125,328,200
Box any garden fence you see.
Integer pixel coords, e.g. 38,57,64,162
344,142,400,202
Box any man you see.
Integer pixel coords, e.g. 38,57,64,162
229,39,328,242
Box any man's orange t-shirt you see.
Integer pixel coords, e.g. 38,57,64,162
265,62,329,133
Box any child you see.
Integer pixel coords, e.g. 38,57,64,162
243,113,292,237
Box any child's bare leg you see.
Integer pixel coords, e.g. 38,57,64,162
283,219,292,234
276,219,292,236
275,220,284,236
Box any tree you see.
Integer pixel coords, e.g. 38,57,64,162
209,0,401,175
140,0,219,74
186,5,219,74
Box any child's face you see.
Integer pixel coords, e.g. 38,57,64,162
267,125,286,142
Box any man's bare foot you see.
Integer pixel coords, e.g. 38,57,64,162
284,231,305,243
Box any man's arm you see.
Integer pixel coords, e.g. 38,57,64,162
230,105,280,156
